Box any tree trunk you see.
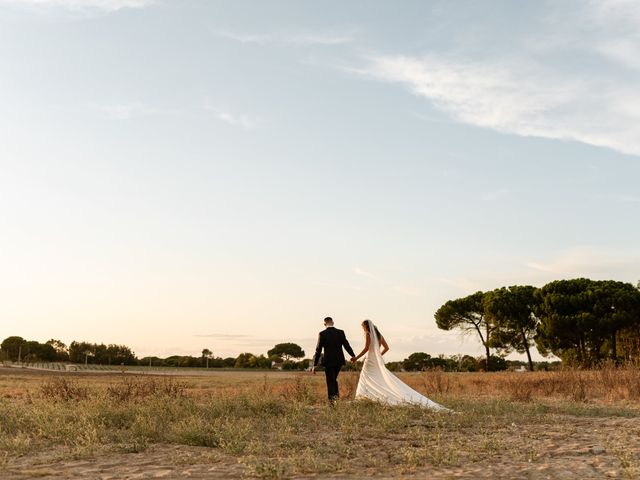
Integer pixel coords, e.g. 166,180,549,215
522,329,534,371
473,320,491,372
484,344,491,372
578,337,585,366
611,332,617,361
485,322,492,371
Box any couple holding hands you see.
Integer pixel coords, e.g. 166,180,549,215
312,317,448,411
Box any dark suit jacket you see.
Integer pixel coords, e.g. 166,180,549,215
313,327,356,367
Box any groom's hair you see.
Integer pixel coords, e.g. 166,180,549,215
324,317,334,325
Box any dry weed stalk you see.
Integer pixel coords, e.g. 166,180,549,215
278,376,314,403
106,377,186,402
40,377,89,401
502,374,535,402
421,368,452,395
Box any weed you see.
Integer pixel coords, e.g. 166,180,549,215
503,374,535,402
106,377,186,402
40,378,89,401
421,368,452,395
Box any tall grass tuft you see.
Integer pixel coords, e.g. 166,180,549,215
421,368,452,395
40,378,89,401
106,377,187,402
502,374,535,402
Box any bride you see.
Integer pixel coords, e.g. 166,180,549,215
352,319,449,411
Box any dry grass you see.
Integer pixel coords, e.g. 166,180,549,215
394,362,640,404
0,366,639,479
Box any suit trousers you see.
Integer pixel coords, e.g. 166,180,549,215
324,365,342,400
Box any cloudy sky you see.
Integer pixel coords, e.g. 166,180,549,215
1,0,639,361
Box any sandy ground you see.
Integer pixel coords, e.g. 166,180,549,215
3,415,637,479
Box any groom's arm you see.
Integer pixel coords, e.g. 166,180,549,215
341,332,356,358
313,333,323,367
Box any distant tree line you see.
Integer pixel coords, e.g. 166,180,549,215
384,352,560,373
435,278,640,370
0,338,310,370
0,337,137,365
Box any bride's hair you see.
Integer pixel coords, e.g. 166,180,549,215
361,320,382,340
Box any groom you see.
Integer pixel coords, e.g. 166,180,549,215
312,317,356,402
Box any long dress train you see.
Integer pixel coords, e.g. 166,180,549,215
354,320,449,411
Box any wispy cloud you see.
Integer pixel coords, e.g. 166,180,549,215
0,0,154,12
349,1,640,157
217,29,355,46
316,269,422,297
525,246,640,277
216,111,256,130
352,267,380,281
203,103,258,130
525,262,554,273
355,54,640,157
392,285,421,296
587,0,640,72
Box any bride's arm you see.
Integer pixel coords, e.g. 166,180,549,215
353,333,370,361
379,336,389,356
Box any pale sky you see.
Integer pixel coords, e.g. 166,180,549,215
1,0,639,362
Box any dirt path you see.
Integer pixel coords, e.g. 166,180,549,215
3,444,246,479
3,416,637,479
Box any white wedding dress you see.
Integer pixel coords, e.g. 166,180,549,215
354,320,449,411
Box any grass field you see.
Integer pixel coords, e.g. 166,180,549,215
1,365,639,479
